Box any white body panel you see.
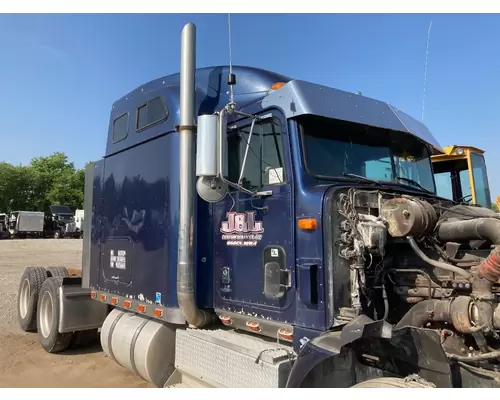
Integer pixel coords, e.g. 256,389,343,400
74,209,84,231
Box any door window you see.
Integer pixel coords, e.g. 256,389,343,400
435,171,454,200
227,117,285,191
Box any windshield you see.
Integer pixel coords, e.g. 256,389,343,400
300,116,436,193
470,153,491,208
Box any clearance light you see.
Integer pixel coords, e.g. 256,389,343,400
246,321,261,333
154,308,163,318
277,328,293,341
137,304,147,313
219,315,233,326
124,300,132,309
99,294,107,302
270,82,286,91
111,297,119,305
298,218,317,230
90,291,97,299
455,147,465,155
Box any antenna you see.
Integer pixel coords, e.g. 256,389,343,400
227,13,236,105
421,21,433,123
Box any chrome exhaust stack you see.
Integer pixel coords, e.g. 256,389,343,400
176,22,211,328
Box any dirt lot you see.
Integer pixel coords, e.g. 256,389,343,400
0,239,152,388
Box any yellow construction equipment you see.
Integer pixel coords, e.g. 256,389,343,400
431,145,493,208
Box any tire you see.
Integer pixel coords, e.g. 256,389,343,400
351,377,434,388
46,266,69,278
17,266,47,332
53,231,61,239
36,277,73,353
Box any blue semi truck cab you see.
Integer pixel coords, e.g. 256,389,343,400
16,23,500,388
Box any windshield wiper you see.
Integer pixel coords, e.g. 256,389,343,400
395,176,432,194
342,173,381,185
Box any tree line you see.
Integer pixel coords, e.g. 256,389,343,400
0,152,85,214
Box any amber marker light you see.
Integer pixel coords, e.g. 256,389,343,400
278,328,293,341
298,218,317,230
219,315,233,326
270,82,286,91
154,308,163,318
246,321,261,332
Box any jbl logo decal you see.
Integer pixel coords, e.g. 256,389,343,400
220,211,264,247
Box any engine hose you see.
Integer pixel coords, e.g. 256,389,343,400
432,243,480,267
446,350,500,362
395,299,451,329
382,284,389,320
407,237,472,281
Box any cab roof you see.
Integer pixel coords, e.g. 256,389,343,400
107,65,442,156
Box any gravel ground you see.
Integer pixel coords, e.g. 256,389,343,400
0,239,152,388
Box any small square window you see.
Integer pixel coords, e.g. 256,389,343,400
113,113,129,143
137,105,147,130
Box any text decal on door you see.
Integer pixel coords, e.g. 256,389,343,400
220,211,264,247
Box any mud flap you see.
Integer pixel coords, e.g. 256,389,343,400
58,277,108,333
286,315,453,388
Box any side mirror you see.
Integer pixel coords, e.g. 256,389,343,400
195,114,228,203
195,110,271,203
196,114,219,178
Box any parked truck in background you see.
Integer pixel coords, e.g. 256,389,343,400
15,23,500,388
432,145,494,208
74,209,84,238
43,205,79,239
0,213,8,239
7,211,44,239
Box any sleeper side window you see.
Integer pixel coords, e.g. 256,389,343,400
112,113,129,143
136,96,168,131
227,117,286,191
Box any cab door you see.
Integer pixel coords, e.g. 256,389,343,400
212,110,296,324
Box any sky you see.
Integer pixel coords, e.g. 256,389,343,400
0,13,499,197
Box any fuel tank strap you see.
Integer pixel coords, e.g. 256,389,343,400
107,311,125,364
129,317,151,377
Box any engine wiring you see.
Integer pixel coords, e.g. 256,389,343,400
338,188,389,318
335,188,500,365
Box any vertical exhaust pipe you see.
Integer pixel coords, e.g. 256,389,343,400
177,23,211,327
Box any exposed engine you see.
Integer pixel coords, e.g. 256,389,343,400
334,188,500,364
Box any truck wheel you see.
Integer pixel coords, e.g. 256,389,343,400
350,377,434,388
17,266,47,332
37,277,73,353
53,231,61,239
46,267,69,278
